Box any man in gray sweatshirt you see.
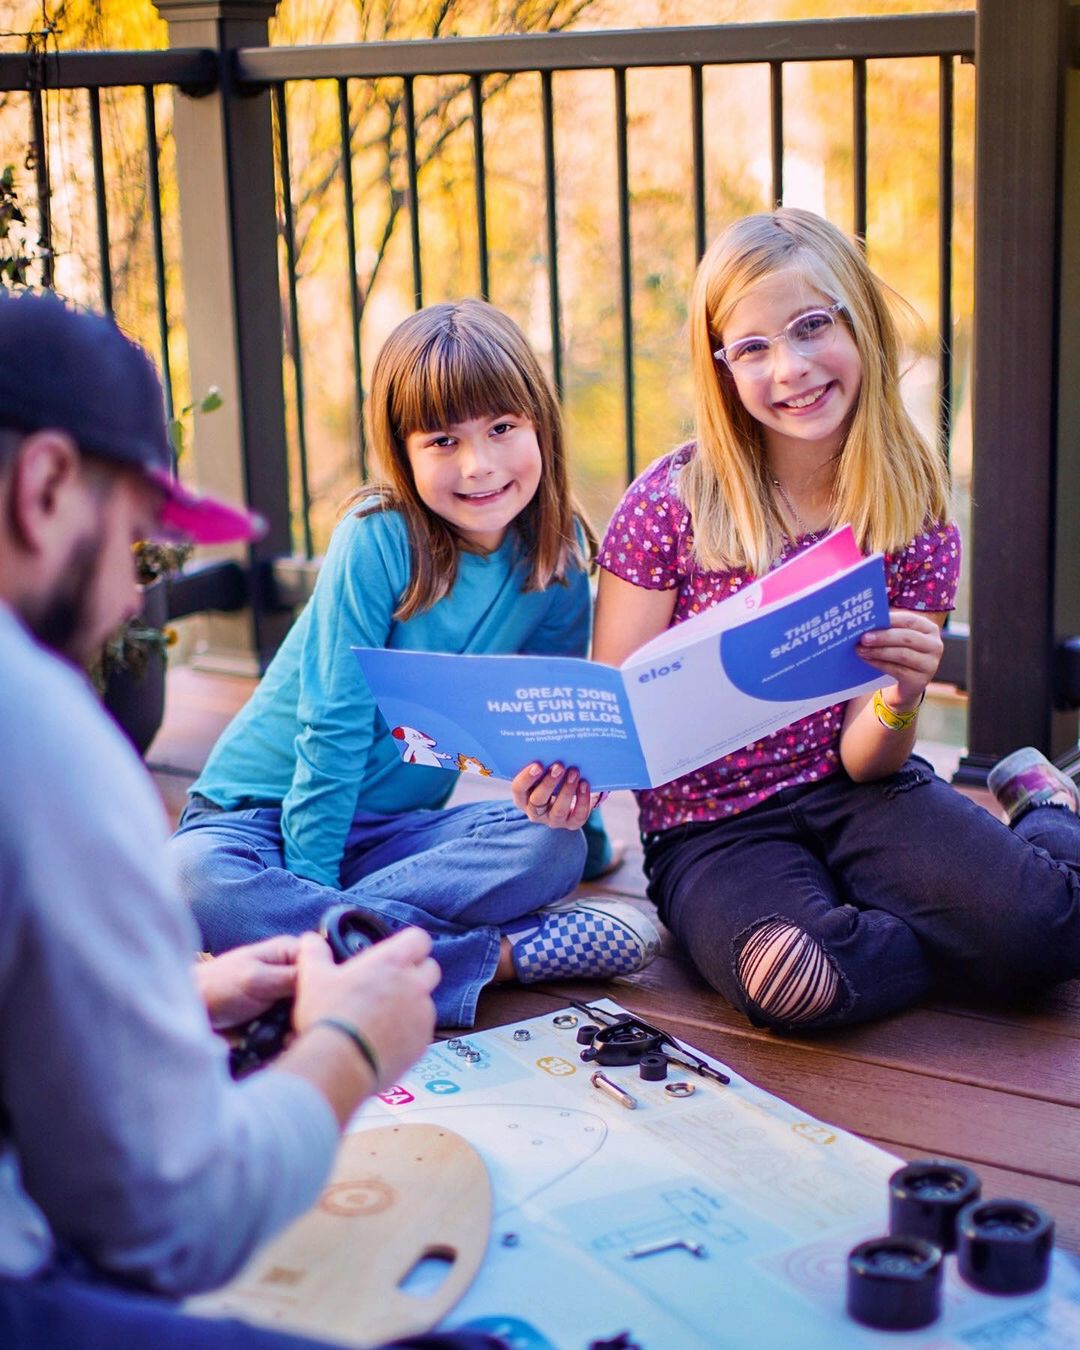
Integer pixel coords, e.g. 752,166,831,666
0,292,494,1350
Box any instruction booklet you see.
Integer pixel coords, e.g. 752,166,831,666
352,524,891,791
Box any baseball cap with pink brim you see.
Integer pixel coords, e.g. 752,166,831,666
0,291,265,545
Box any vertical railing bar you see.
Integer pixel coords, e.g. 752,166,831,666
87,87,113,314
769,61,784,208
471,73,490,301
28,86,54,289
541,69,563,399
691,64,706,262
274,82,313,560
402,75,423,309
852,57,867,242
142,85,174,443
938,53,954,459
614,67,635,485
337,77,366,476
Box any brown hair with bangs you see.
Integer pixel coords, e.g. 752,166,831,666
343,299,594,620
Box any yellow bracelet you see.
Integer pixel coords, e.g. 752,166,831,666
872,687,923,732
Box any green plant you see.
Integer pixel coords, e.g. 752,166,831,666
95,384,222,690
95,381,222,691
0,165,38,290
88,538,191,695
168,386,223,464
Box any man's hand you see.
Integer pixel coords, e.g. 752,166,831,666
194,936,300,1031
292,926,440,1093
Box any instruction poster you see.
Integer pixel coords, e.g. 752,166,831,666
347,1002,1080,1349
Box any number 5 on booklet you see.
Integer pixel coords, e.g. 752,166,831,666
353,525,892,793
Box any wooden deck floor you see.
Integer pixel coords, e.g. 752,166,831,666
150,667,1080,1254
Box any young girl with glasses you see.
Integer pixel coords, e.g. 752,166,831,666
170,300,658,1029
514,208,1080,1032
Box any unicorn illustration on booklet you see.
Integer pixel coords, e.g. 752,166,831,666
354,525,890,793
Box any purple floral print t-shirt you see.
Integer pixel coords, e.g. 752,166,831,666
597,445,962,835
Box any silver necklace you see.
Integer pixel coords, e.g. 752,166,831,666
771,476,808,538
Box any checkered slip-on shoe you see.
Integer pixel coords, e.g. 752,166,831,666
506,896,661,984
988,746,1080,826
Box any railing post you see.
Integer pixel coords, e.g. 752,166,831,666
1056,5,1080,738
153,0,291,672
956,0,1078,783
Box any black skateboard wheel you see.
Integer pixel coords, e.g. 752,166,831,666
956,1199,1054,1294
320,904,389,962
638,1052,668,1081
847,1235,943,1331
889,1159,981,1252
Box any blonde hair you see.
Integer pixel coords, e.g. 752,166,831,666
683,207,951,576
343,299,594,620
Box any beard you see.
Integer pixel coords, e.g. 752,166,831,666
24,524,107,667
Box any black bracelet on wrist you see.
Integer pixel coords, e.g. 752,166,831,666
311,1016,381,1082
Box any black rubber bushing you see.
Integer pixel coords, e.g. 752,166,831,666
956,1199,1054,1294
576,1023,600,1045
847,1235,943,1331
889,1159,981,1252
638,1052,668,1081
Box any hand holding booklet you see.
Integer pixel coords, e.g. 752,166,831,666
353,525,892,792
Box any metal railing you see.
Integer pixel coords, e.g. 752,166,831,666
0,48,215,431
235,15,974,541
0,16,974,549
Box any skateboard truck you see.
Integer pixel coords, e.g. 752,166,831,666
571,1001,730,1086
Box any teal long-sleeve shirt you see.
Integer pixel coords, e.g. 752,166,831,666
192,507,591,887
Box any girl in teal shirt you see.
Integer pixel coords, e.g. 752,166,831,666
170,301,658,1027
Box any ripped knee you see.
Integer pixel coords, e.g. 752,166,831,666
734,917,842,1027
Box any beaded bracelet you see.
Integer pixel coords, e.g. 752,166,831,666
313,1016,381,1082
872,687,923,733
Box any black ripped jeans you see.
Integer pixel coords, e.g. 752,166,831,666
643,756,1080,1032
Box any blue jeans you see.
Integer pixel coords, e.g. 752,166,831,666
0,1269,503,1350
643,756,1080,1031
169,798,585,1027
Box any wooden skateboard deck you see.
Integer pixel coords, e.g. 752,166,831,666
188,1123,492,1347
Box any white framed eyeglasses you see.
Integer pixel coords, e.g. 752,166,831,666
713,301,847,371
